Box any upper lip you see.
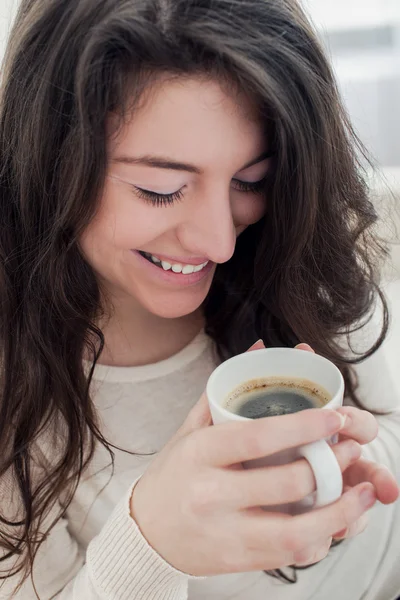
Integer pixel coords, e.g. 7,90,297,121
138,251,210,266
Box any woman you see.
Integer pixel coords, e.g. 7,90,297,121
0,0,399,598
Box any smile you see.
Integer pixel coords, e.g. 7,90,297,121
138,251,209,274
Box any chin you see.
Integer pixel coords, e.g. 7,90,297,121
135,286,211,319
144,295,206,319
143,304,200,319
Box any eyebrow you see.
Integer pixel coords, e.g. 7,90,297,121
111,149,275,174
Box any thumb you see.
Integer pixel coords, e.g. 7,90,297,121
176,338,266,439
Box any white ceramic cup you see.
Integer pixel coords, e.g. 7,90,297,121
206,347,345,514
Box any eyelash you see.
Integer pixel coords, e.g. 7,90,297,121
132,177,267,207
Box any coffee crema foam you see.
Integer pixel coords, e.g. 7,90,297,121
224,376,332,419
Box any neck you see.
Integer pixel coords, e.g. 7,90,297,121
95,293,204,367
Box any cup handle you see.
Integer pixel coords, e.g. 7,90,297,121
298,439,343,508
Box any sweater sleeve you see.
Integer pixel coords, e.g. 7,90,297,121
0,478,190,600
349,343,400,475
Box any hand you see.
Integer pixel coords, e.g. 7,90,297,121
293,343,399,566
130,341,378,577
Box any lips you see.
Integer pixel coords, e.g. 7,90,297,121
133,249,215,287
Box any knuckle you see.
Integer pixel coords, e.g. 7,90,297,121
349,407,378,440
359,409,379,438
240,428,265,459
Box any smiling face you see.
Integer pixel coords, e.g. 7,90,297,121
80,76,271,319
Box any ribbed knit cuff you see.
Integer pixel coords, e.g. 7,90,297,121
87,479,190,600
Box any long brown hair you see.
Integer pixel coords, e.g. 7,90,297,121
0,0,389,594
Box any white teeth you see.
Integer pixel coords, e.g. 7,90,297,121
149,255,209,273
193,262,208,272
182,264,195,275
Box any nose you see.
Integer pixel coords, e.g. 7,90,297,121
177,185,237,264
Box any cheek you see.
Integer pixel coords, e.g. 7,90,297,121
233,194,267,229
81,189,174,256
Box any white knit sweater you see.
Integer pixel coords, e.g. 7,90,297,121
1,330,399,600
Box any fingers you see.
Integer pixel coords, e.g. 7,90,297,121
232,439,361,508
248,339,266,351
175,392,213,440
198,408,346,467
280,482,376,552
294,346,378,447
337,406,378,445
294,346,378,446
295,343,315,353
293,537,332,567
343,458,400,504
242,482,376,570
333,512,369,540
295,344,378,448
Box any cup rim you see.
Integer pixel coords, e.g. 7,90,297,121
206,347,345,421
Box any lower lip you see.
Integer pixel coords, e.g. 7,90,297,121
132,250,215,286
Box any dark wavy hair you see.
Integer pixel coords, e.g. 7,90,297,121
0,0,389,594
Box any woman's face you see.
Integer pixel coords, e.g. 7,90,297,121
80,76,271,319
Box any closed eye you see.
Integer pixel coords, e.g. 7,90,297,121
132,185,185,207
131,176,268,207
231,177,267,194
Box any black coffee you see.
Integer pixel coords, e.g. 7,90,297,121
224,376,331,419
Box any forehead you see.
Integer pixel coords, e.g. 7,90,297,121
107,76,266,170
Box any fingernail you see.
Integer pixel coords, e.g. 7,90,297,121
327,411,347,433
360,488,376,509
336,408,352,429
336,412,347,430
333,528,348,539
